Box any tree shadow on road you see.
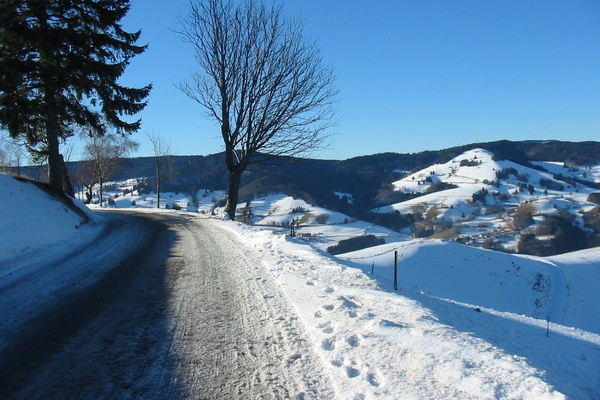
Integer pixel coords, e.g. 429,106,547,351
0,213,188,399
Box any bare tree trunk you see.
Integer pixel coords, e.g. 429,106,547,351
99,177,104,207
148,133,173,209
155,158,161,208
156,173,161,208
84,188,92,204
224,169,242,220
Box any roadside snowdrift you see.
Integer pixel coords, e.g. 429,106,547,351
0,174,100,266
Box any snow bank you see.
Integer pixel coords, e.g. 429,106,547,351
0,173,102,268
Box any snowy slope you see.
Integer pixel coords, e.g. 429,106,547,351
220,220,600,399
0,174,100,267
223,193,409,253
338,239,599,333
381,148,596,215
546,248,600,335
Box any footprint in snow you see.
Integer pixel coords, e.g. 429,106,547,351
324,286,335,294
367,372,382,387
346,335,360,347
330,358,343,367
321,337,336,351
318,322,334,334
345,366,361,378
379,319,405,329
338,296,361,309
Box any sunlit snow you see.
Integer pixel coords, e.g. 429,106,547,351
2,166,599,399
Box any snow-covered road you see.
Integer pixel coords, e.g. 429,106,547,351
0,211,332,399
163,213,333,398
1,212,174,398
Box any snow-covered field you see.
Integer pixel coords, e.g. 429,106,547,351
82,183,410,253
2,172,600,399
221,220,600,399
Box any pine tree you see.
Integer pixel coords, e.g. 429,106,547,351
0,0,151,192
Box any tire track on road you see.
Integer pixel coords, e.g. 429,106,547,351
166,216,333,399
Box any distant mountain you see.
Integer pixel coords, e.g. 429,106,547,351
148,139,600,211
10,139,600,256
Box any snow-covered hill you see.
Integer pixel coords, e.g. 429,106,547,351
77,147,600,257
375,148,600,252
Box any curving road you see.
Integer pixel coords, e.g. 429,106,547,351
0,212,332,399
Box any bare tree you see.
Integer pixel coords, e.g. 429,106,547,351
0,137,24,174
178,0,337,219
83,134,139,207
147,132,174,208
74,159,97,204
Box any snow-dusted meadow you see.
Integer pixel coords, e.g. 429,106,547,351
2,171,600,399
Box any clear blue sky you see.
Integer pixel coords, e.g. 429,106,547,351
117,0,600,160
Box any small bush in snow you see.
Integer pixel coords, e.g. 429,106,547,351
512,209,534,229
314,213,328,224
327,235,385,255
484,205,505,215
588,192,600,205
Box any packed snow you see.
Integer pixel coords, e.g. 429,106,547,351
3,171,600,399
